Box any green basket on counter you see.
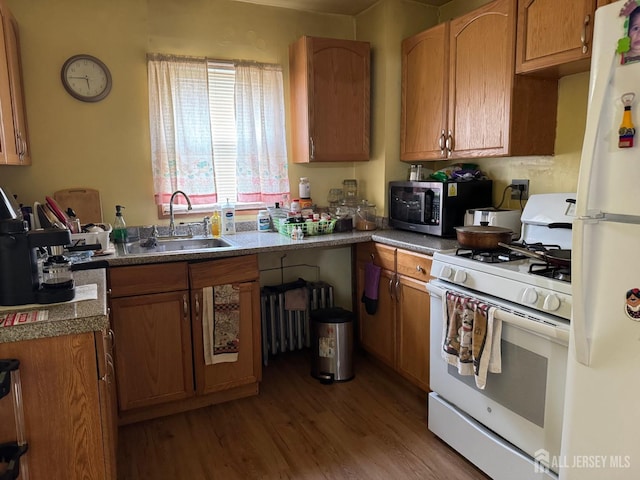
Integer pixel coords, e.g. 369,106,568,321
275,218,336,237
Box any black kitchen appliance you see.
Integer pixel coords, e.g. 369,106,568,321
0,187,75,306
388,180,493,237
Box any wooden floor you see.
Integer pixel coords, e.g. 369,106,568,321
117,350,490,480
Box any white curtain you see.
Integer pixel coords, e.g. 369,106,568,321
148,55,290,207
234,61,289,204
147,55,217,206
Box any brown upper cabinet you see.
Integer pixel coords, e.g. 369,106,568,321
289,36,370,163
516,0,615,77
0,0,29,166
401,23,449,162
400,0,558,161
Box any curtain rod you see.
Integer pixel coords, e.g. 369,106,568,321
147,53,280,69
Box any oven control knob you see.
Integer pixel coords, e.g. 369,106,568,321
522,287,538,304
441,266,453,279
453,270,467,283
543,294,561,311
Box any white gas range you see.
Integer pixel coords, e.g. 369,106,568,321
426,193,575,480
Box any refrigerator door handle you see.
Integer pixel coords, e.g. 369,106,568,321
600,213,640,225
580,211,640,225
575,53,617,218
572,217,591,366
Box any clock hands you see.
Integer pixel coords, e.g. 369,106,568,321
68,75,91,89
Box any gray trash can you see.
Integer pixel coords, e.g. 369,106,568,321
310,307,354,383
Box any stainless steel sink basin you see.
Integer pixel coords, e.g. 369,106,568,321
121,236,235,255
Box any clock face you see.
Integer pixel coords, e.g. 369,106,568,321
61,55,112,102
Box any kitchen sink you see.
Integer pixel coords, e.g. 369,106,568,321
121,236,235,255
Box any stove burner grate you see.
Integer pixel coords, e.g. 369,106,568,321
529,263,571,283
455,247,526,263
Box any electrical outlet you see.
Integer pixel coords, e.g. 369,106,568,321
511,179,529,200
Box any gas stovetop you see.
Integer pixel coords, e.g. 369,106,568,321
432,249,572,320
455,243,572,283
432,193,575,321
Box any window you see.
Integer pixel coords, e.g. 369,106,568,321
147,54,290,214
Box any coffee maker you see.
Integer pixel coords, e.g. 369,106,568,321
0,187,75,306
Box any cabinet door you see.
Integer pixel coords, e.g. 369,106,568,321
191,281,261,395
401,23,449,162
111,291,194,411
0,333,107,479
516,0,595,75
396,274,431,391
290,36,370,163
0,2,29,165
448,0,516,158
189,256,261,395
96,329,118,480
357,262,396,367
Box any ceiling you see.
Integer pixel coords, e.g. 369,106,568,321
230,0,449,16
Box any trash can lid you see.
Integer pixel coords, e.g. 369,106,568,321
310,307,353,323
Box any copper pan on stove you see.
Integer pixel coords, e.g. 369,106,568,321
455,225,513,250
497,242,571,268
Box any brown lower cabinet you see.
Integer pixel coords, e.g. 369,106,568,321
356,242,432,391
0,330,116,479
109,256,261,425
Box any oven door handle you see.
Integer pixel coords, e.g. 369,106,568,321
426,282,569,345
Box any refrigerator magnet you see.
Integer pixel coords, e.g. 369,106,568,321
625,288,640,321
618,1,640,65
618,93,636,148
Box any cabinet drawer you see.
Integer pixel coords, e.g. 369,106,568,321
189,255,259,288
356,242,395,272
109,262,189,297
397,249,432,282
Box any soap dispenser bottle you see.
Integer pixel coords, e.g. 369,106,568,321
113,205,128,244
221,198,235,234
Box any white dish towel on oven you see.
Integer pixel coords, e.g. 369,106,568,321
442,291,502,389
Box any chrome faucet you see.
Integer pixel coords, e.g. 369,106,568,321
169,190,192,236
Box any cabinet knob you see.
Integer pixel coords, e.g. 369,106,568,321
416,265,425,274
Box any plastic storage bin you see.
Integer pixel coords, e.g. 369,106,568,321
310,307,354,383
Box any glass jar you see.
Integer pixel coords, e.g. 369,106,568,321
342,179,358,203
327,188,344,207
355,201,377,231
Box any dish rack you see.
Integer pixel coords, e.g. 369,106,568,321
69,224,112,250
275,218,336,237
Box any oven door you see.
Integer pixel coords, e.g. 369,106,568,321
426,279,569,478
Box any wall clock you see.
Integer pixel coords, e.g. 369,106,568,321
60,54,112,102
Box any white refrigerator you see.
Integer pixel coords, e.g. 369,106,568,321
562,1,640,478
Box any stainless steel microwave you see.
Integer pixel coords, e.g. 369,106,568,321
388,180,493,237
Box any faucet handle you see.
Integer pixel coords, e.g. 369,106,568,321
203,216,211,236
152,225,159,237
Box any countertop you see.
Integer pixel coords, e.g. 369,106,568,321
0,228,457,343
104,228,459,267
0,269,109,344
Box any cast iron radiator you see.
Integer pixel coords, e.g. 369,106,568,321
260,280,334,366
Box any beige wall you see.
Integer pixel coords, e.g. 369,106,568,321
356,0,438,210
2,0,355,226
1,0,589,227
